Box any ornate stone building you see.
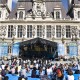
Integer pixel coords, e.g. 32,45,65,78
0,0,80,58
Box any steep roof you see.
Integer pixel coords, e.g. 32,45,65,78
8,1,32,19
45,1,67,19
74,0,80,4
0,0,7,4
8,0,68,19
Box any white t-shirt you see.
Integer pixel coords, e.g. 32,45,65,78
67,75,74,80
0,74,2,77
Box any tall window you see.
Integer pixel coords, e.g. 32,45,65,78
27,25,32,38
56,11,60,19
0,11,1,18
37,25,42,37
56,25,61,38
47,25,51,38
19,11,23,19
18,25,23,38
78,11,80,18
66,26,71,38
8,25,13,38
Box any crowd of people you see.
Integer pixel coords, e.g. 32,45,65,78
0,57,80,80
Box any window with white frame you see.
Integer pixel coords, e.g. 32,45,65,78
47,25,51,38
19,11,23,19
66,26,71,38
56,25,61,38
27,25,32,38
78,11,80,18
8,25,13,38
37,25,42,37
0,11,1,18
17,25,23,38
56,11,60,19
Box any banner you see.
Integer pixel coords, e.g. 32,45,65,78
12,43,20,56
58,43,65,56
0,43,2,57
0,43,8,57
78,42,80,56
68,42,78,56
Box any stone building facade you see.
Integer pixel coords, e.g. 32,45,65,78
0,0,80,58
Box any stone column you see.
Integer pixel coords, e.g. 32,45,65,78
22,25,26,41
32,25,36,38
42,25,45,38
51,25,55,41
62,25,66,43
12,25,16,43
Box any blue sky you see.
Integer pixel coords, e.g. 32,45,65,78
12,0,68,10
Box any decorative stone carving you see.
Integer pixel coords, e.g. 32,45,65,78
52,26,55,37
32,0,47,18
71,26,78,41
13,25,16,36
22,26,26,36
32,25,35,37
0,26,6,36
42,25,45,37
62,26,65,37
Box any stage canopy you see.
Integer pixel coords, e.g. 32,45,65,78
19,37,58,59
19,37,57,48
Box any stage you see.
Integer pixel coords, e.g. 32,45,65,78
19,38,58,60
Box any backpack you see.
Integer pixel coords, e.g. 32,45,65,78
56,69,63,78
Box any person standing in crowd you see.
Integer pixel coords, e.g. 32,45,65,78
39,67,44,77
56,68,64,80
12,58,17,66
31,67,36,78
20,66,27,79
0,71,2,80
11,66,15,75
66,69,74,80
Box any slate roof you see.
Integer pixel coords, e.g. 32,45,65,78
74,0,80,4
0,0,7,4
8,0,68,19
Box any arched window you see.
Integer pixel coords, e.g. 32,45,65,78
19,11,23,19
56,11,60,19
0,11,1,18
78,11,80,18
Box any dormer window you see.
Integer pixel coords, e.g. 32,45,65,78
19,11,23,19
54,8,62,19
78,11,80,18
0,11,1,18
56,11,60,19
